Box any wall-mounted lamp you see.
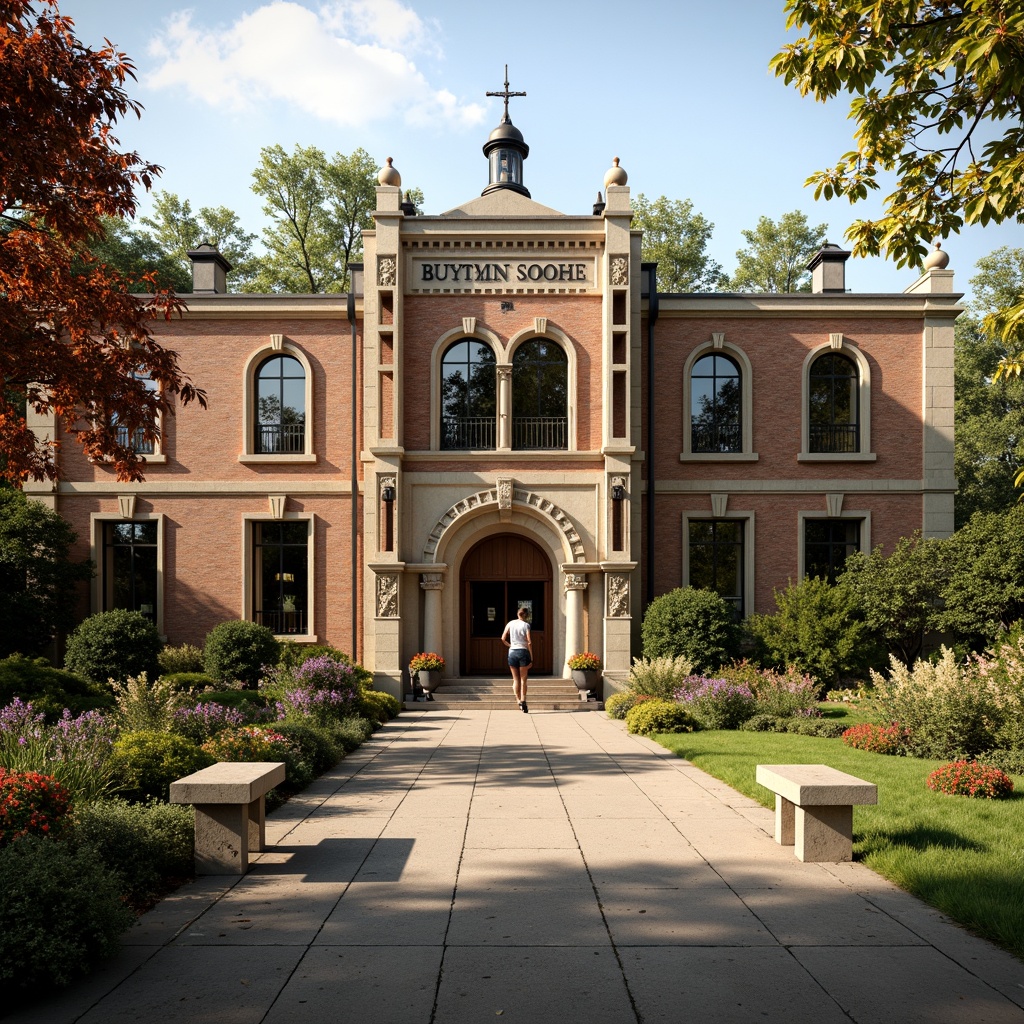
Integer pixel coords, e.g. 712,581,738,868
611,484,627,502
381,485,396,504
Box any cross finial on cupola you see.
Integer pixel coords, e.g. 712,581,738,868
482,65,531,198
486,64,526,123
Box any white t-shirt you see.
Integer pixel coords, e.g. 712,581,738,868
505,619,531,649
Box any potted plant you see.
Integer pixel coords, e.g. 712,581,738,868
409,652,445,698
568,652,601,697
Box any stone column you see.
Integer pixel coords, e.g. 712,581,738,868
497,365,512,450
563,572,588,676
420,573,444,656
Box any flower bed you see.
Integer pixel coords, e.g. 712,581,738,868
926,761,1014,799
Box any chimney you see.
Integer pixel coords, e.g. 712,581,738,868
807,242,851,294
187,244,232,294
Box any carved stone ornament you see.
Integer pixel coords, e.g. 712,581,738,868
608,575,629,617
376,573,399,617
825,492,845,517
117,494,136,520
610,257,628,287
380,477,396,496
710,493,728,518
496,477,514,510
829,332,844,351
496,365,512,382
534,316,547,336
270,333,284,352
564,572,588,592
712,332,725,350
268,494,287,520
420,573,444,591
378,256,397,288
462,316,476,336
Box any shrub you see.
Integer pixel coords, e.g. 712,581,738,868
109,730,213,803
979,749,1024,776
974,632,1024,750
674,676,756,730
0,770,71,844
71,798,194,906
159,672,216,692
272,721,342,774
627,655,694,700
203,725,309,790
740,713,787,733
200,689,275,712
793,719,847,738
605,691,637,720
276,643,374,692
64,609,162,685
747,576,880,686
872,648,998,758
926,761,1015,799
329,715,374,752
0,835,134,990
170,702,249,744
357,689,400,725
625,698,698,736
157,643,206,675
111,672,188,732
641,587,739,670
203,620,279,689
0,655,112,721
841,722,909,755
735,663,820,718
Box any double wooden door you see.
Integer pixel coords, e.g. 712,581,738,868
461,535,552,675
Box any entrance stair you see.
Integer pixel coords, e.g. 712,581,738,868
403,676,603,712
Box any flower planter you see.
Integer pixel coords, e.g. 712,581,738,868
418,669,441,693
571,669,599,699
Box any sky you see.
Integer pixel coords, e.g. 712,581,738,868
65,0,1022,300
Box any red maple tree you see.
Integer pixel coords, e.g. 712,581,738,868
0,0,205,484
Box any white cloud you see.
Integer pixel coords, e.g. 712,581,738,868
146,1,485,130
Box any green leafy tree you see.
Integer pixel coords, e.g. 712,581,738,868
771,2,1024,269
82,216,190,293
633,194,723,292
640,587,739,671
0,490,92,658
140,191,259,290
724,210,828,292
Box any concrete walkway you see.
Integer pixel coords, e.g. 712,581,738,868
12,711,1024,1024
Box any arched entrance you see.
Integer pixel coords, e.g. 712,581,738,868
461,534,553,675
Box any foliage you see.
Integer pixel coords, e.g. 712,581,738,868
82,214,190,292
747,576,880,685
724,210,827,292
625,698,698,737
0,835,134,990
674,676,756,730
357,689,400,725
770,1,1024,269
632,193,723,292
248,145,380,293
740,713,787,733
203,620,279,688
71,798,194,906
111,672,187,732
0,491,93,657
641,587,739,670
604,691,637,720
170,701,249,744
276,686,359,727
567,652,601,671
0,769,70,844
980,748,1024,776
718,660,821,718
842,722,910,756
787,718,847,738
626,655,695,700
271,721,342,775
973,630,1024,750
159,671,216,692
0,0,207,483
157,643,206,675
293,654,359,692
64,609,162,685
838,533,946,665
408,652,445,673
0,700,115,802
926,761,1014,799
109,730,212,803
329,716,374,752
201,724,295,764
0,655,111,720
871,648,997,759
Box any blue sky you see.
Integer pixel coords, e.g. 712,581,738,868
67,0,1021,298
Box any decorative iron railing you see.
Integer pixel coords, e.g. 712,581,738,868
255,609,306,635
809,423,859,453
115,425,155,454
256,423,305,453
512,416,568,450
441,417,496,450
691,422,741,453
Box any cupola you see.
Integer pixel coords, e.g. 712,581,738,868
482,66,530,198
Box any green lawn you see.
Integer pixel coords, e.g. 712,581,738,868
654,726,1024,961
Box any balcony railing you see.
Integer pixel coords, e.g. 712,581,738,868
512,416,568,450
115,425,154,454
441,416,496,450
255,608,306,635
809,423,859,454
256,423,305,454
691,421,741,453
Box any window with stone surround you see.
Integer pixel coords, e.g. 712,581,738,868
240,342,315,463
249,519,312,637
440,339,497,450
808,353,859,453
803,518,861,582
512,338,567,450
681,342,756,462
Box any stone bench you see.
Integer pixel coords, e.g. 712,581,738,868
170,761,286,875
756,764,877,863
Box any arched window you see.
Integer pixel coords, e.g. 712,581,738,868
440,339,496,450
512,339,568,450
808,353,859,453
690,354,741,453
255,355,305,454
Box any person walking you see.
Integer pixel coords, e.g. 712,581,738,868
501,605,533,712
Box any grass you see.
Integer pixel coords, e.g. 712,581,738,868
653,725,1024,961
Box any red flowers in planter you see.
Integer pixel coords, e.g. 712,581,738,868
0,769,71,845
927,761,1014,799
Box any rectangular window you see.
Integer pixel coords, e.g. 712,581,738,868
111,370,158,454
102,521,158,622
252,521,310,635
804,519,861,582
688,519,744,618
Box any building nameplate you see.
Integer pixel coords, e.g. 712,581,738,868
409,256,596,293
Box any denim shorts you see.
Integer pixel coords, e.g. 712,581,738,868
508,648,532,668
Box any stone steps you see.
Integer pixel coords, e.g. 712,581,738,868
404,676,603,712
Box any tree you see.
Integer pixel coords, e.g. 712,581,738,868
82,215,191,293
140,191,260,290
0,0,206,484
0,489,93,658
771,2,1024,269
632,194,723,292
724,210,828,292
953,248,1024,524
249,145,379,293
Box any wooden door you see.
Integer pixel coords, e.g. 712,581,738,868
461,535,552,675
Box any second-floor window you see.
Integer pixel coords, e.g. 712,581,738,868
691,354,741,453
809,353,859,453
440,340,497,450
512,339,567,450
256,355,305,453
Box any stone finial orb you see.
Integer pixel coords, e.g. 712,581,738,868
923,240,950,270
604,156,627,188
378,157,402,187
